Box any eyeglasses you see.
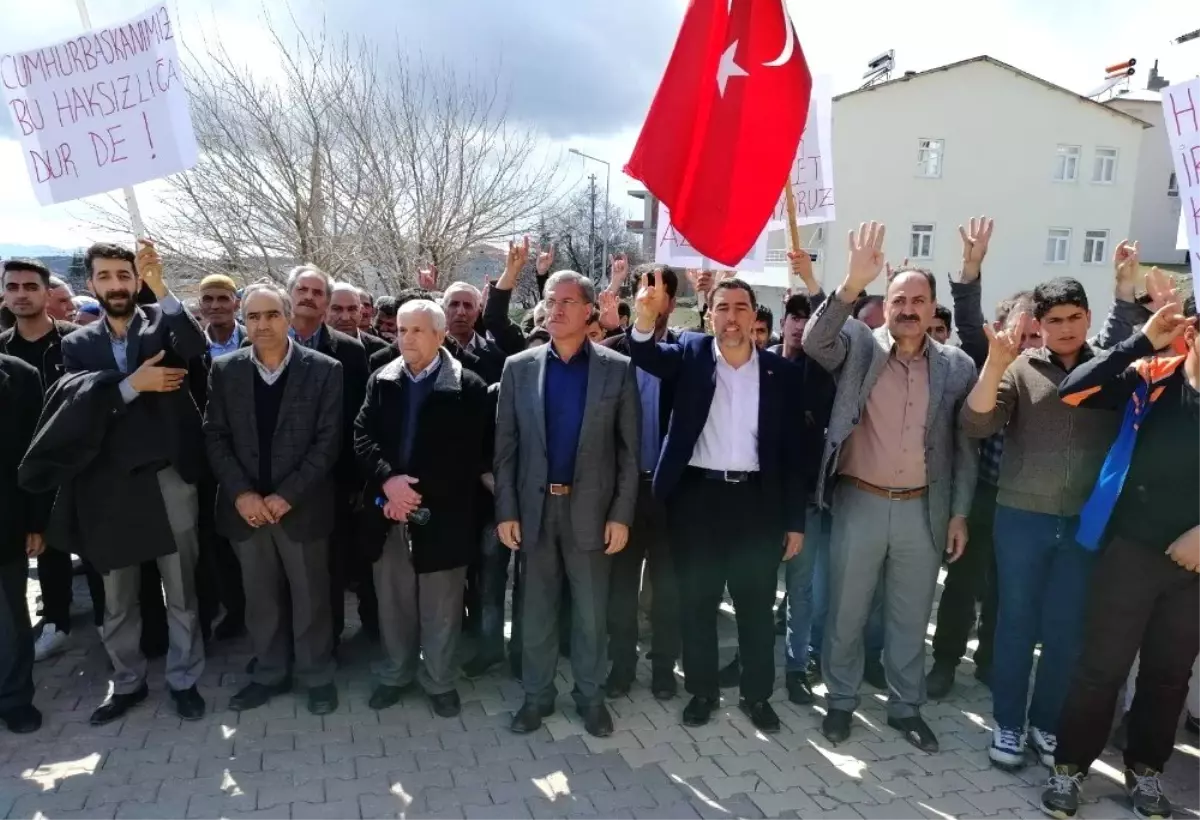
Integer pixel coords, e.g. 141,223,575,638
544,298,584,311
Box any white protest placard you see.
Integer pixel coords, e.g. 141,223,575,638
654,202,769,273
1162,79,1200,277
1,3,198,206
769,74,835,228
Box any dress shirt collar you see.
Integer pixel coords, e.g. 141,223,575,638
889,335,930,362
103,307,143,341
404,355,441,383
251,339,294,386
206,323,241,350
712,338,757,371
465,332,487,351
289,324,323,349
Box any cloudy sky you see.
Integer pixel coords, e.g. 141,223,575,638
0,0,1194,251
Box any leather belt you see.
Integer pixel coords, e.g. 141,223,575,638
847,476,927,501
547,483,572,496
694,468,758,484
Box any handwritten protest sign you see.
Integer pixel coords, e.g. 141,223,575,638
1,3,197,206
769,74,835,229
1163,79,1200,277
655,202,768,273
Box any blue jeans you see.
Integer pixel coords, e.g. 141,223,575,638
991,505,1096,732
784,506,822,672
810,507,884,659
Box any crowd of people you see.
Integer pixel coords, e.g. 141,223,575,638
0,217,1196,820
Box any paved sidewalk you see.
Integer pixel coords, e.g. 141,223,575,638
2,569,1197,819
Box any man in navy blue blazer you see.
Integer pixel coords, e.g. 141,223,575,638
628,273,807,732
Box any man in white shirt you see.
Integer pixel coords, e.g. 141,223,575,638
628,275,808,732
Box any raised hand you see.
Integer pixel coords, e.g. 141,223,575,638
958,215,994,281
686,268,714,299
598,289,620,330
788,249,817,289
609,253,629,292
634,271,671,331
983,311,1029,368
128,350,188,393
1144,266,1178,314
1112,239,1140,301
496,236,530,292
135,238,167,298
535,242,555,276
417,263,438,290
841,221,887,299
1140,300,1194,351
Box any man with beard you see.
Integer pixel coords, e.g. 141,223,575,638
46,276,76,323
286,266,372,643
205,283,341,715
804,223,977,752
631,275,806,733
358,288,375,333
442,282,503,385
0,260,104,663
329,282,389,360
34,241,208,724
373,297,398,342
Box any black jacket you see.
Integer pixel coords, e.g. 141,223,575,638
0,320,79,393
62,302,207,485
0,354,47,565
359,331,390,361
204,345,343,543
19,371,183,571
481,286,530,357
308,325,368,487
354,350,493,572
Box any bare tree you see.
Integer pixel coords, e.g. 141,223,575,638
87,16,564,290
545,186,643,288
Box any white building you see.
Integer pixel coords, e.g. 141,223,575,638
779,56,1150,333
1105,89,1189,266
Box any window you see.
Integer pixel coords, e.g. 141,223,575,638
1168,172,1179,197
1053,145,1080,182
916,138,944,178
1092,147,1118,183
1083,230,1109,265
1045,228,1071,264
910,223,935,259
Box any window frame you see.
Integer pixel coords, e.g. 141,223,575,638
1053,144,1081,183
909,222,936,260
1082,229,1109,266
1092,147,1118,185
1045,228,1072,265
915,138,944,179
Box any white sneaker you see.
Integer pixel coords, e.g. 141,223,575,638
989,725,1027,769
1030,726,1058,768
33,624,68,662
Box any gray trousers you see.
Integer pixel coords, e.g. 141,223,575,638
234,526,335,689
522,495,611,709
101,468,205,695
823,482,940,719
372,526,466,695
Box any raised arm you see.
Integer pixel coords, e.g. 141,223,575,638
961,312,1029,437
1092,239,1151,350
628,271,685,380
136,240,206,362
949,215,993,368
803,221,887,375
483,237,540,356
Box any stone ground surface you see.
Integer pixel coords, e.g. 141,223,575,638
2,565,1197,820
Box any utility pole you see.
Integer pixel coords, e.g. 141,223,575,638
588,174,597,282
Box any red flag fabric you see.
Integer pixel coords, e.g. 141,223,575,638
625,0,812,267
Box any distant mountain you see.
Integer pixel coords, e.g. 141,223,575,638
0,243,77,259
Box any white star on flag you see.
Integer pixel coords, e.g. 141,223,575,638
716,40,748,97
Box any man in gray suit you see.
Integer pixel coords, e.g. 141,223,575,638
803,222,978,752
204,283,343,716
494,270,640,738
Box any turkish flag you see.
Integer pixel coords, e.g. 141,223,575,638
625,0,812,267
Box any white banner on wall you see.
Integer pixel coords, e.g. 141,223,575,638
654,202,769,273
1,3,198,206
769,74,835,229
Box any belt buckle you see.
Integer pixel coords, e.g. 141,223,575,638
723,471,742,483
549,483,569,496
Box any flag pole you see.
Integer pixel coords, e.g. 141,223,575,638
783,182,802,253
75,0,148,240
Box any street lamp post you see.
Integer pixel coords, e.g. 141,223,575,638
569,148,611,286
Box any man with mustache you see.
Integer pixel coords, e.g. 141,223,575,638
46,276,76,323
442,282,504,385
45,241,208,725
803,222,978,752
358,287,375,333
286,266,372,644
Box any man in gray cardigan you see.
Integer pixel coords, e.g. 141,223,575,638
802,222,978,752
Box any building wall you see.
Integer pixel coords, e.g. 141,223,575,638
813,60,1146,332
1106,96,1188,266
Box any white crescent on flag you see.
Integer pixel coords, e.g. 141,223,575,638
763,0,796,66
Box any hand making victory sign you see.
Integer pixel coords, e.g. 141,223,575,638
957,215,994,282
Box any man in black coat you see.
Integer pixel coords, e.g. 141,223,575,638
354,299,492,718
205,283,343,716
329,281,390,360
285,265,373,643
0,259,106,661
54,241,208,725
442,282,505,385
0,353,47,734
